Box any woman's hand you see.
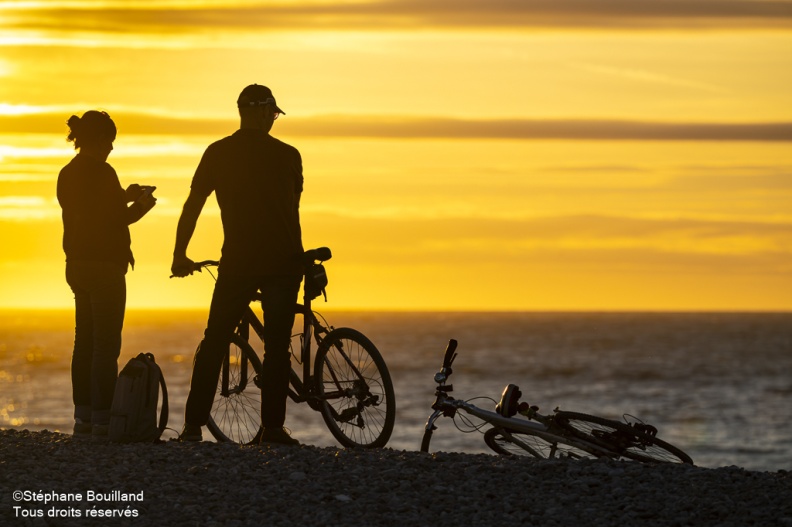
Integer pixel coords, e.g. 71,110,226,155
125,184,144,202
130,185,157,214
136,190,157,215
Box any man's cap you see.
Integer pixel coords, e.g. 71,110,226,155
237,84,285,115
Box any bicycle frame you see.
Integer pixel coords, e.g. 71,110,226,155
425,395,615,458
226,251,372,411
233,295,330,405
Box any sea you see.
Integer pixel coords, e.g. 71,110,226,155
1,310,790,472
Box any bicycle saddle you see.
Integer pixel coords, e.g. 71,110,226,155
303,247,332,264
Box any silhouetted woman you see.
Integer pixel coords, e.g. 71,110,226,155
57,110,156,438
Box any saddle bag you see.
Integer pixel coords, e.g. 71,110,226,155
304,263,328,301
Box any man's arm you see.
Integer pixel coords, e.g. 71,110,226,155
171,189,208,277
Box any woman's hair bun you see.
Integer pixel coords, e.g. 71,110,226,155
66,115,81,143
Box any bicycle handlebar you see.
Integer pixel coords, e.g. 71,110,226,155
192,248,331,270
443,339,458,369
173,248,331,278
193,260,219,270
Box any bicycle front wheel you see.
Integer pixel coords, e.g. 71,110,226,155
421,409,443,453
314,328,396,448
484,427,597,460
555,411,693,464
206,333,263,445
420,428,434,453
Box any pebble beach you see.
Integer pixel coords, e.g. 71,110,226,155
1,429,791,527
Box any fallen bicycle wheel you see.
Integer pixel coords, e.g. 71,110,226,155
484,427,597,460
554,411,693,464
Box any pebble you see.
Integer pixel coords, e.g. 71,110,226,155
1,429,790,527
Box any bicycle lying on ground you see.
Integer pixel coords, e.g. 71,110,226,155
188,247,395,448
421,339,693,464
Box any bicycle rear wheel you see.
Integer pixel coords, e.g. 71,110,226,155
314,328,395,448
206,333,263,445
555,411,693,464
484,427,598,460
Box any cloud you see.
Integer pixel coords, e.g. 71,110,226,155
301,212,792,274
0,111,230,136
432,214,792,246
307,210,792,246
3,0,792,35
281,117,792,141
668,172,792,193
571,63,731,95
0,196,59,220
4,111,792,141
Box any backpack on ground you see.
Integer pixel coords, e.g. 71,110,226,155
108,352,168,443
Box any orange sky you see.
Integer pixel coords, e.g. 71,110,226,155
1,1,791,310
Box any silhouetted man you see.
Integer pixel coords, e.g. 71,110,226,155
171,84,303,445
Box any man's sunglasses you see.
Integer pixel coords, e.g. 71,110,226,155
240,97,282,119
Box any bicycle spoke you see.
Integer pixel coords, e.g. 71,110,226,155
207,335,263,444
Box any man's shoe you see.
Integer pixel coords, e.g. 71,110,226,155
73,419,92,437
260,427,300,446
179,424,203,442
92,423,109,442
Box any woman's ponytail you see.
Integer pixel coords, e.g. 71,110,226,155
66,115,81,144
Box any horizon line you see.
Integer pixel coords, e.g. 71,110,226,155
2,307,790,315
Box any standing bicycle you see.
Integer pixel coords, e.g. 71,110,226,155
183,247,396,448
422,340,692,464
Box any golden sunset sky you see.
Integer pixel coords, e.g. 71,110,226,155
1,0,791,310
